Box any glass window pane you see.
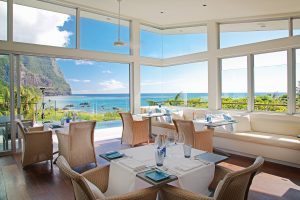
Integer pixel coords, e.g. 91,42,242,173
0,54,11,151
294,18,300,36
296,49,300,112
13,0,76,48
254,51,287,112
80,11,130,54
221,56,248,110
0,1,7,41
140,26,163,59
140,25,207,59
162,26,207,58
17,55,129,130
220,20,289,48
141,62,208,109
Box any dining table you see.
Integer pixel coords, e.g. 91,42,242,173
99,144,228,197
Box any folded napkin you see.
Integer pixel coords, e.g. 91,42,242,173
119,158,146,172
174,159,202,172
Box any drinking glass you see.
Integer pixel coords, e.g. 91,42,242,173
155,148,165,166
183,144,192,158
167,132,175,146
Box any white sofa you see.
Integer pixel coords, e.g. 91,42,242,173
141,107,300,167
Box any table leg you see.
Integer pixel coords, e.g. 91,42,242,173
208,127,231,157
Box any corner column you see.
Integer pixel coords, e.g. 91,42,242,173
130,20,141,114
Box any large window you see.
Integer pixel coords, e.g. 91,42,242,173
80,11,130,54
254,51,287,112
13,0,76,48
294,18,300,36
162,26,207,58
141,62,208,108
17,55,129,129
221,56,248,110
220,20,289,48
140,26,163,59
0,1,7,41
296,49,300,112
0,54,11,152
140,25,207,58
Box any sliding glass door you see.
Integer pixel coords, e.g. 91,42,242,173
0,54,12,154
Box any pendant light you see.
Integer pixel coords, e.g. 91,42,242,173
113,0,126,46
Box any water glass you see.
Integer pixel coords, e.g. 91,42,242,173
155,148,165,166
183,144,192,158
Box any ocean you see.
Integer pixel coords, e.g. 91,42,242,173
42,92,284,129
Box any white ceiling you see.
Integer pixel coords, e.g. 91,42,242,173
62,0,300,27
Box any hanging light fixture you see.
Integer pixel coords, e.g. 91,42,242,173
114,0,126,46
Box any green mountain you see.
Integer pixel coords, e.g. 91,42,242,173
20,56,71,96
0,55,71,96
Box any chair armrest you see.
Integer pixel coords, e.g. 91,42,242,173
160,185,213,200
209,165,232,190
107,187,159,200
82,165,110,193
55,130,70,159
28,126,44,132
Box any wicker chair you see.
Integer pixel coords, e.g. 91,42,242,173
15,119,53,168
119,112,150,147
57,156,158,200
173,119,214,152
160,156,264,200
56,121,97,168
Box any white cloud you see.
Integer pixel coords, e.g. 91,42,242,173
75,60,95,65
102,70,112,74
68,79,91,83
12,4,72,47
99,79,125,91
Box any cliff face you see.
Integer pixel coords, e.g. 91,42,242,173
0,55,71,96
20,56,71,96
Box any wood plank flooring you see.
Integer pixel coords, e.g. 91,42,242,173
0,139,299,200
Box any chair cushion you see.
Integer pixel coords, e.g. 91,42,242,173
214,131,300,151
84,178,106,199
250,113,300,137
152,121,176,130
232,114,252,132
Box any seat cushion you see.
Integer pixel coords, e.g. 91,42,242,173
250,113,300,137
232,114,252,132
84,178,106,199
152,121,176,130
214,131,300,151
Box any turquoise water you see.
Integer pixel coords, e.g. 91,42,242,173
42,92,283,129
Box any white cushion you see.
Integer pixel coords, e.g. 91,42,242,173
172,110,184,120
232,114,252,132
85,179,106,199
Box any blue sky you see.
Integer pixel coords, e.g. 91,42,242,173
2,3,300,94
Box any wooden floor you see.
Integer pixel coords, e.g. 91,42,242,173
0,139,300,200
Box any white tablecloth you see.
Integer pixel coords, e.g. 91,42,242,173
104,144,215,197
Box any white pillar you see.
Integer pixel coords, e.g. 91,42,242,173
247,54,254,112
130,20,141,114
287,48,296,114
207,22,220,110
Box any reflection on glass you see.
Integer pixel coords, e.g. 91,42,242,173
0,54,11,152
221,56,248,110
220,20,289,48
140,62,208,110
296,49,300,112
254,51,287,112
140,25,207,58
17,55,129,129
80,11,130,54
13,1,76,48
140,26,163,59
294,19,300,36
0,1,7,41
